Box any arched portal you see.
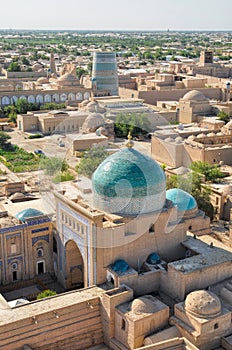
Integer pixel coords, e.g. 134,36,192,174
65,240,84,289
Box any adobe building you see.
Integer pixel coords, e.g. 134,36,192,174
1,137,232,349
178,90,213,124
0,208,53,285
17,109,88,134
2,135,232,349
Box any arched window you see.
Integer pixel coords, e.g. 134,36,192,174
12,262,18,270
37,248,44,258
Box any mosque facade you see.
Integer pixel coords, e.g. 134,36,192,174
1,138,232,349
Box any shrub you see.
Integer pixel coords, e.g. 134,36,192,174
36,289,57,300
28,134,43,139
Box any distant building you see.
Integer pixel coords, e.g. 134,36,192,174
92,52,119,96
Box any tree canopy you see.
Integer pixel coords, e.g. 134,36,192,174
40,157,68,176
190,161,225,182
0,131,11,150
217,110,230,123
114,113,151,138
76,146,108,178
166,172,214,220
7,62,21,72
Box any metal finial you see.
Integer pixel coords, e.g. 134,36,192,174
126,132,134,148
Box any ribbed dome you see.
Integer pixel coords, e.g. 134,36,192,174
182,90,207,101
185,290,221,318
15,208,44,222
131,296,156,314
166,188,197,212
93,148,166,215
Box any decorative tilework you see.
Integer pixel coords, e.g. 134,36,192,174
8,256,23,264
6,233,21,240
31,227,49,234
32,235,49,246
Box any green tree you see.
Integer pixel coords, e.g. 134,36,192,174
76,146,108,178
36,289,57,300
4,105,17,123
0,131,11,150
217,110,230,123
76,67,88,79
166,172,214,220
7,62,21,72
114,113,151,138
190,161,224,182
40,157,68,176
15,99,30,114
20,56,30,65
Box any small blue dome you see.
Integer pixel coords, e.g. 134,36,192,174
166,188,197,212
111,259,129,273
15,208,44,222
92,148,166,215
147,253,161,265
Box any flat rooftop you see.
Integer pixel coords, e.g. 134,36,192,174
0,286,104,326
169,236,232,273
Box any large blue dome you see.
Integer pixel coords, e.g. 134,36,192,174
166,188,197,212
92,147,166,215
15,208,44,222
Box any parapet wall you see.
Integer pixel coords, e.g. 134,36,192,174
0,287,104,350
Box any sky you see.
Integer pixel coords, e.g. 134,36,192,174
0,0,231,31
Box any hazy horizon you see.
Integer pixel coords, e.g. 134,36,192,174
0,0,231,31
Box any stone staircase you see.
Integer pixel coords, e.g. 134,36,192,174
36,273,64,294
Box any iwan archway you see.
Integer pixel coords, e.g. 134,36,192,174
65,240,84,289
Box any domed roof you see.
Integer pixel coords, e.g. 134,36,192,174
225,120,232,129
207,132,216,137
82,113,105,132
86,101,98,113
58,73,79,86
182,90,207,101
197,133,205,138
111,259,129,273
165,137,174,143
93,147,166,215
166,188,197,212
131,296,156,314
36,77,49,84
188,135,195,140
15,208,44,222
59,72,78,81
185,290,221,318
147,253,161,265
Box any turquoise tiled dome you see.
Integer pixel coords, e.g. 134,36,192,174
92,148,166,215
166,188,197,212
15,208,44,222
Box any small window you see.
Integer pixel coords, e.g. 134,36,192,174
214,323,219,329
12,262,18,270
188,225,192,230
149,224,155,233
121,319,126,330
37,248,44,258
